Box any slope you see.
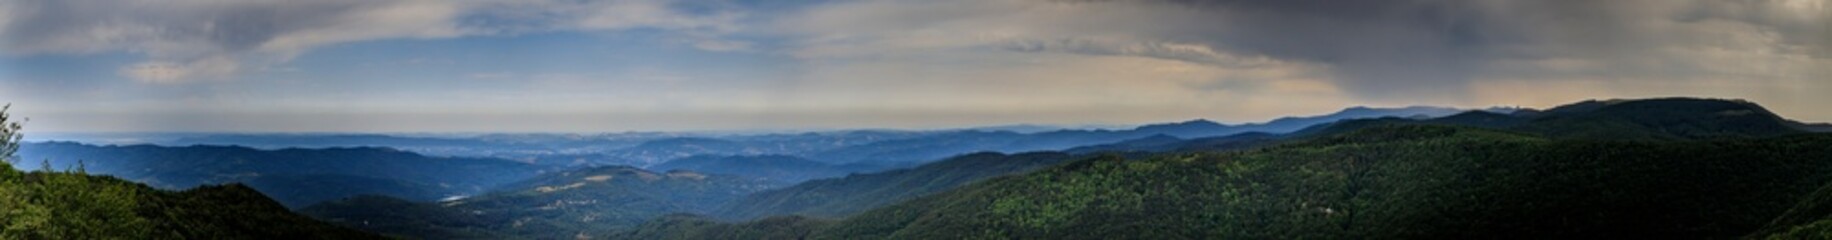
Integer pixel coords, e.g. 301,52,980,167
16,142,549,208
712,152,1076,221
1517,98,1803,139
808,106,1466,164
648,155,883,184
0,166,382,239
628,126,1832,239
1287,97,1810,141
1746,181,1832,239
302,166,781,239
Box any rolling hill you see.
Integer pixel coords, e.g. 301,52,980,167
1515,98,1803,139
0,165,383,239
1281,97,1812,141
712,152,1077,221
647,155,886,184
620,125,1832,239
302,166,782,239
15,142,550,208
808,106,1465,164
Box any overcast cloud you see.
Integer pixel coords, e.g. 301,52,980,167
0,0,1826,132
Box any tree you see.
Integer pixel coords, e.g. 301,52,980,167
1,103,44,238
1,103,21,168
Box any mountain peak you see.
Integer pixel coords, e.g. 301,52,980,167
1334,105,1460,114
1177,119,1222,125
1132,119,1226,130
1505,97,1800,139
1128,119,1231,138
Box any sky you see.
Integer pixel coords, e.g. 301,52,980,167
0,0,1828,132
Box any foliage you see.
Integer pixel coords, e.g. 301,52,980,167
616,214,834,240
626,125,1832,239
16,142,550,208
0,104,20,168
713,152,1075,221
0,106,379,239
0,170,383,239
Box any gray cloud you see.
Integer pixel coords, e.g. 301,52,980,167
783,0,1827,103
996,38,1282,68
1123,0,1828,99
3,0,1830,131
0,0,742,83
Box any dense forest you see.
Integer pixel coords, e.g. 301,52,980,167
15,142,552,208
615,98,1832,239
620,125,1832,239
0,107,380,239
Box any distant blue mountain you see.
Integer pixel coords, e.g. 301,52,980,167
35,105,1474,168
1130,106,1465,138
809,105,1469,164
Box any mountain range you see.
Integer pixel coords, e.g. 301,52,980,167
0,163,381,239
11,97,1832,239
711,152,1077,221
302,166,781,239
23,105,1467,168
615,98,1832,239
14,143,551,208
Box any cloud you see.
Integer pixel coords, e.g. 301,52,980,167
776,0,1831,103
0,0,743,83
6,0,1832,131
994,38,1282,68
118,57,240,84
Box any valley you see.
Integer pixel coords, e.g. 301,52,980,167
6,98,1832,239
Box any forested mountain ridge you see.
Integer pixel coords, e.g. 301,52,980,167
0,107,381,239
619,125,1832,239
1514,98,1803,139
16,142,550,208
712,152,1077,221
1068,98,1822,155
0,167,385,239
1291,97,1811,141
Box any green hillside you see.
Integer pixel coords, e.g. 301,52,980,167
1747,181,1832,239
0,106,380,239
623,125,1832,239
17,142,550,208
618,214,836,240
1,161,384,239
